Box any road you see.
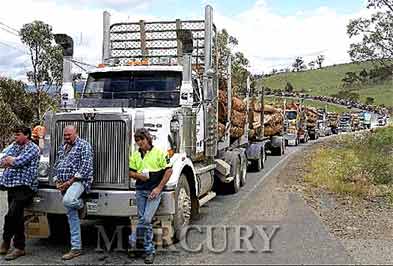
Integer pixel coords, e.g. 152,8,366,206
0,137,358,265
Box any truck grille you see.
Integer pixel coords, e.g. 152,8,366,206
52,120,129,188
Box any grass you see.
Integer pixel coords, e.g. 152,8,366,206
259,61,393,107
305,126,393,198
266,96,350,113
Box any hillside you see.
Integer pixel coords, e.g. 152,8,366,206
259,61,393,107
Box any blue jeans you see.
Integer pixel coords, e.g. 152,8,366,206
62,182,85,250
129,190,162,255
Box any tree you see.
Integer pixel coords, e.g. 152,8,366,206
20,20,63,121
216,29,250,96
347,0,393,67
292,57,306,72
342,71,361,87
217,29,238,80
315,55,325,69
231,51,250,96
285,82,295,92
0,78,35,148
308,61,316,70
366,96,375,105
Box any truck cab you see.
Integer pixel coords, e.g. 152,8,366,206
338,114,352,132
26,6,222,241
284,109,299,146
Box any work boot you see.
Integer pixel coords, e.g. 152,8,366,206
144,253,155,264
4,249,25,260
62,249,82,260
0,241,10,255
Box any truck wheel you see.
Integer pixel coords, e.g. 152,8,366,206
240,155,247,187
250,148,265,172
174,174,192,241
230,156,242,193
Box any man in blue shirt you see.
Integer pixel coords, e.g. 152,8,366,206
0,126,39,261
53,125,93,260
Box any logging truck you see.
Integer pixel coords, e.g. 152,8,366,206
284,101,309,145
304,107,320,140
26,5,283,243
327,112,339,134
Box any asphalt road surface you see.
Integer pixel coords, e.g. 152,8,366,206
0,136,358,265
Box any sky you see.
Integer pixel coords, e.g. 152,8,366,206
0,0,372,81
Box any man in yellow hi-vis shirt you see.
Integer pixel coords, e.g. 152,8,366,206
128,128,172,264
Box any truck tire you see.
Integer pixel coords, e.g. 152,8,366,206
240,155,247,187
272,140,285,156
230,156,242,193
250,147,265,172
174,174,192,241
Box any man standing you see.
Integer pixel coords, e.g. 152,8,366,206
53,125,93,260
0,126,40,261
128,128,172,264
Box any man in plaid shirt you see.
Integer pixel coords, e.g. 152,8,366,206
0,126,39,261
53,125,93,260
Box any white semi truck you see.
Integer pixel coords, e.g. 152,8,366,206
26,5,283,242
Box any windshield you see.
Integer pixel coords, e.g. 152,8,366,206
80,71,181,108
286,111,297,120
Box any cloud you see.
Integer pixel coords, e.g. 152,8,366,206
213,1,368,74
0,0,371,80
35,0,154,11
0,0,160,81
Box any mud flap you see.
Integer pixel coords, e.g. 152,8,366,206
24,211,50,239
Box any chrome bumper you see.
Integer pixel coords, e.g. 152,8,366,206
26,188,176,217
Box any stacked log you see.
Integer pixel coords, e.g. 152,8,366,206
327,112,339,127
218,81,248,139
305,107,318,128
248,97,283,139
264,105,284,137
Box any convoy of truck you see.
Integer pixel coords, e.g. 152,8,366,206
17,5,381,246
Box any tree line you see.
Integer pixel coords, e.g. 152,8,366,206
0,21,63,148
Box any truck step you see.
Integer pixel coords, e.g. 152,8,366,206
199,191,216,207
214,159,231,176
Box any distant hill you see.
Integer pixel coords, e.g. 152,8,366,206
258,61,393,107
26,81,85,95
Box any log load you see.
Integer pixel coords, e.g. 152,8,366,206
248,97,284,139
218,122,225,138
263,112,283,136
218,80,248,139
305,107,318,127
327,112,339,127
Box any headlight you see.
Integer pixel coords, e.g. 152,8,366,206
170,119,180,132
38,161,49,177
